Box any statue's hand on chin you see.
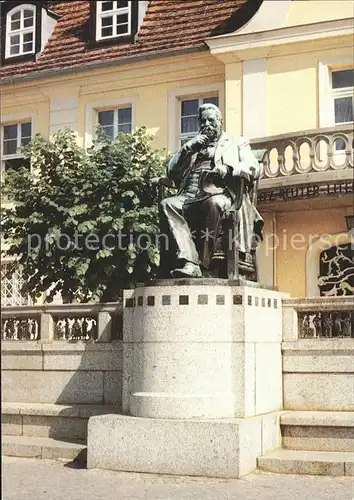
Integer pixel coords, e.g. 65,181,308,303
182,134,209,154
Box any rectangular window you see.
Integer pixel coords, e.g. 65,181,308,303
331,68,354,151
332,69,354,124
1,263,29,307
1,121,32,178
98,107,132,139
179,95,219,146
96,1,131,40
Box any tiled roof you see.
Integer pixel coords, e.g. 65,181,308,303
0,0,260,82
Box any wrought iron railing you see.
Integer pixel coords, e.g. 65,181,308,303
1,303,123,342
282,296,354,340
251,125,353,182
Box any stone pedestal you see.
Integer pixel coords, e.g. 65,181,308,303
88,281,287,477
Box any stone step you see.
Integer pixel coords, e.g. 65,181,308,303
2,403,121,440
280,411,354,452
2,435,87,462
258,449,354,476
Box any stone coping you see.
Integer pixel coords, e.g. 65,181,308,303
283,296,354,311
1,341,123,352
2,403,121,418
137,278,277,289
282,339,354,351
1,302,123,317
280,411,354,427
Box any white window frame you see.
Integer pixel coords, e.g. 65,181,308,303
84,97,136,148
179,95,220,147
168,83,224,153
318,55,353,128
98,107,133,139
330,69,354,126
96,1,131,41
0,113,35,181
5,4,36,59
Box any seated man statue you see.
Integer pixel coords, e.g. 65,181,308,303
159,103,263,278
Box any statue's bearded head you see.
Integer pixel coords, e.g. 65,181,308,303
198,104,223,142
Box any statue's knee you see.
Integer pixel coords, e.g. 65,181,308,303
160,196,179,212
160,198,170,211
208,195,231,212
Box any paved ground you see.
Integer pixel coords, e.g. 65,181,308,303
2,456,353,500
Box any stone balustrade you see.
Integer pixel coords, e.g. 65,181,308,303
282,296,354,341
251,125,353,190
1,302,123,343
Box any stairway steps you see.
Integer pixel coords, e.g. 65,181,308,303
2,435,87,462
2,403,121,440
258,449,354,476
280,411,354,452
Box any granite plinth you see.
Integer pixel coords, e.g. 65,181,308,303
87,412,282,478
123,284,287,419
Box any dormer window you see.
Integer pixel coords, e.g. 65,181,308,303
96,1,131,40
1,1,58,65
6,4,35,58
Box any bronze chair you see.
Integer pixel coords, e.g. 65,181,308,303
157,148,266,282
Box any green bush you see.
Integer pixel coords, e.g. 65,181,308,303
1,127,166,303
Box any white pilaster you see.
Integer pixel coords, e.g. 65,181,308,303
242,58,267,139
49,95,78,136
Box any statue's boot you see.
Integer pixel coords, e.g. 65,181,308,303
171,262,202,278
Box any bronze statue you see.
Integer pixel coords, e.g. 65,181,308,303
159,103,263,278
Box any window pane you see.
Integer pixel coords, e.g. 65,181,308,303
23,42,33,53
4,158,30,172
118,123,131,133
181,116,198,134
117,1,129,8
24,10,34,19
98,110,114,126
11,11,21,21
23,32,33,42
117,23,129,35
11,20,21,31
24,17,34,28
102,16,113,27
181,99,199,117
117,13,128,24
332,69,354,89
101,26,113,37
203,96,219,107
10,45,20,55
101,1,114,11
118,107,132,124
334,97,353,123
10,34,20,45
101,126,115,139
3,139,18,155
3,125,17,140
21,122,32,139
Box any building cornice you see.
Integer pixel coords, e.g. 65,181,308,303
206,18,354,57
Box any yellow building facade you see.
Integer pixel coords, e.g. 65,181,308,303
1,0,353,301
